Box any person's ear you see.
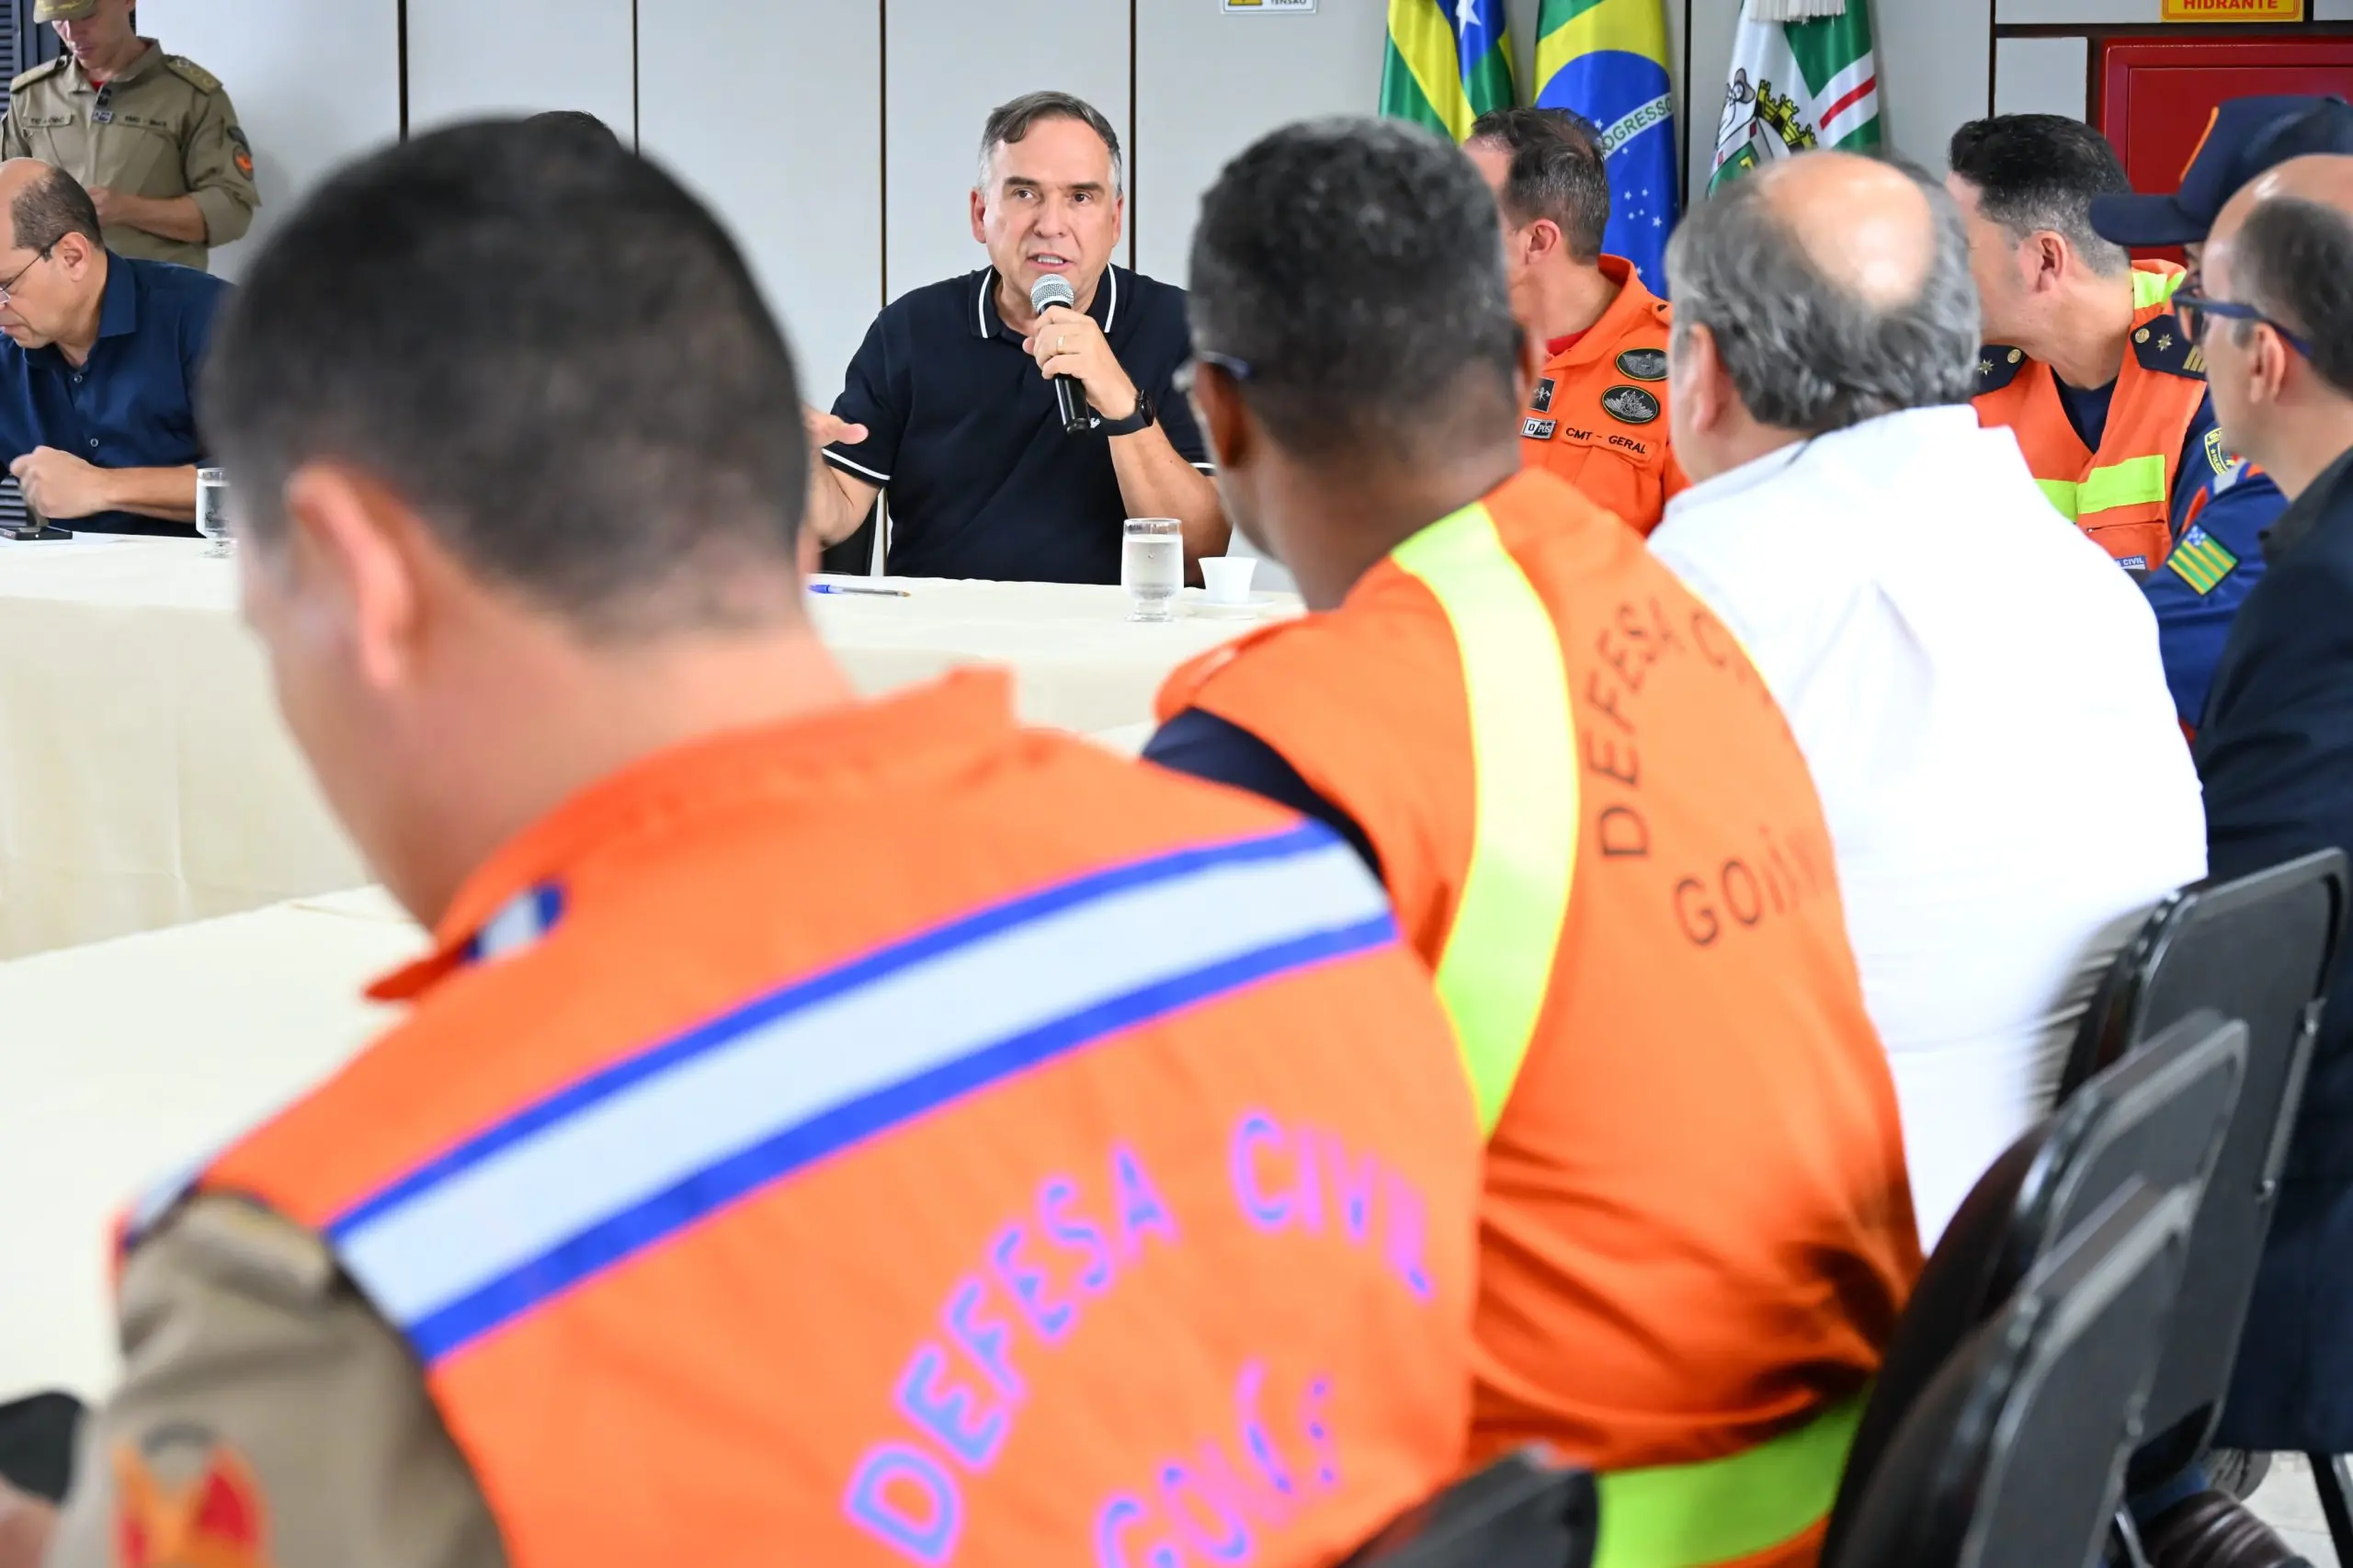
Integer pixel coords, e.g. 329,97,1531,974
278,462,426,696
2030,232,2068,293
969,187,988,245
1192,364,1252,475
52,232,92,275
1526,219,1563,266
2251,324,2297,409
1672,323,1727,434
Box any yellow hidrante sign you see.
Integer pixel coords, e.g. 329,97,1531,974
2161,0,2303,19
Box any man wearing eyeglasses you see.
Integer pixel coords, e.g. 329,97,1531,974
2171,157,2353,1548
0,158,226,536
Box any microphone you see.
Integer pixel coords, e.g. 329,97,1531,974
1031,274,1094,436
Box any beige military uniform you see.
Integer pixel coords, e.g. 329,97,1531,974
44,1197,506,1568
0,41,258,270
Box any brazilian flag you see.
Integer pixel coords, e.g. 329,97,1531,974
1381,0,1518,143
1535,0,1679,291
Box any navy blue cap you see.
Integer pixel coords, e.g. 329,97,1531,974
2091,95,2353,248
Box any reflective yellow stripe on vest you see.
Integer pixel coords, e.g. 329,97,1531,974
1394,502,1863,1568
1389,501,1576,1133
1594,1392,1867,1568
2035,453,2169,523
2134,267,2186,311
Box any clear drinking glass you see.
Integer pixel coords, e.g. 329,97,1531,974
196,468,232,559
1121,517,1183,622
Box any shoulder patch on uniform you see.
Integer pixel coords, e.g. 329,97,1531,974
1599,385,1660,426
1529,377,1555,413
113,1426,273,1568
1976,345,2028,392
164,55,223,94
8,56,65,91
1614,347,1668,382
2204,426,2231,478
2166,523,2239,596
165,1197,337,1310
2132,313,2208,380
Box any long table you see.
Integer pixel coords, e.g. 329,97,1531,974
0,535,1290,958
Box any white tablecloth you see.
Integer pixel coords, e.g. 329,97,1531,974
0,536,1291,958
0,887,423,1401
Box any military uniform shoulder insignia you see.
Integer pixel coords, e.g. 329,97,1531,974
1600,385,1661,426
1976,345,2028,392
2132,313,2207,379
2167,523,2240,597
2204,426,2231,478
164,55,224,94
1614,347,1668,382
113,1426,274,1568
8,56,65,91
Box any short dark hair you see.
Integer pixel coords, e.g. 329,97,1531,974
2231,195,2353,398
1949,114,2131,276
201,119,808,637
8,165,100,256
1669,157,1981,433
1190,117,1521,463
979,91,1124,199
1468,108,1611,263
525,108,624,149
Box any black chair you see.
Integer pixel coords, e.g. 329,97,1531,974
1825,1179,2200,1568
0,1390,85,1503
1825,1011,2246,1561
2058,851,2348,1520
1340,1450,1596,1568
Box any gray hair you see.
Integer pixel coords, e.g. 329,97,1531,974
1667,158,1981,434
977,91,1124,200
2232,196,2353,399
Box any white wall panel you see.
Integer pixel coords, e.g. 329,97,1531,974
133,0,401,281
1881,0,1993,171
1133,0,1390,286
884,0,1128,302
639,2,881,405
2318,0,2353,18
405,0,634,142
1995,35,2091,119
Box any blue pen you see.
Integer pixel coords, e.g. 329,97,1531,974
808,582,911,597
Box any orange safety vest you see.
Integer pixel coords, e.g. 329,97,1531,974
1517,256,1688,537
1972,261,2209,571
127,671,1483,1568
1158,469,1920,1568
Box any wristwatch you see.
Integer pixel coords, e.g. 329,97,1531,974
1095,390,1157,437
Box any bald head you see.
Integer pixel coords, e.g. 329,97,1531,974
1666,150,1979,437
2202,153,2353,404
2213,153,2353,247
1756,152,1938,311
0,157,99,256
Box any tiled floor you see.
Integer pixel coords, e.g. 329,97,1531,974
2250,1454,2345,1567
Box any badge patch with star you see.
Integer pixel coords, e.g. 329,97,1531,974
1614,348,1667,382
2166,525,2239,596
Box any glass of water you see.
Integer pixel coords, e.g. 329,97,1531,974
1121,517,1183,622
196,468,232,558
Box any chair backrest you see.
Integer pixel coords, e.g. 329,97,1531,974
1823,1012,2244,1557
2057,849,2347,1482
1339,1451,1597,1568
1824,1180,2199,1568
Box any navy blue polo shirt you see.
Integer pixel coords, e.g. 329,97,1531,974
824,264,1210,584
0,251,227,537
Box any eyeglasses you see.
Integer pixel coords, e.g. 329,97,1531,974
2175,277,2313,360
1171,350,1256,400
0,247,50,306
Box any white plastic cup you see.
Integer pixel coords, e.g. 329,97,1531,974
1200,554,1256,606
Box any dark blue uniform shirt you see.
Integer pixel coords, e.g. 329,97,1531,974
823,265,1209,585
0,251,228,538
2052,374,2284,725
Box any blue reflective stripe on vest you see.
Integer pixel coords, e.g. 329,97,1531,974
327,822,1397,1363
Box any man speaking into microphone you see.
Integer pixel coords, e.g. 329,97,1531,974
803,92,1224,582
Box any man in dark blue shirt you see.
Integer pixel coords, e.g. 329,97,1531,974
801,92,1223,584
0,158,224,536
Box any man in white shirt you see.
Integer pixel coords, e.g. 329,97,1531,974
1649,150,2206,1246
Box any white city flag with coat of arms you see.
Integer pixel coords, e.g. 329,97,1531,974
1710,0,1881,194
